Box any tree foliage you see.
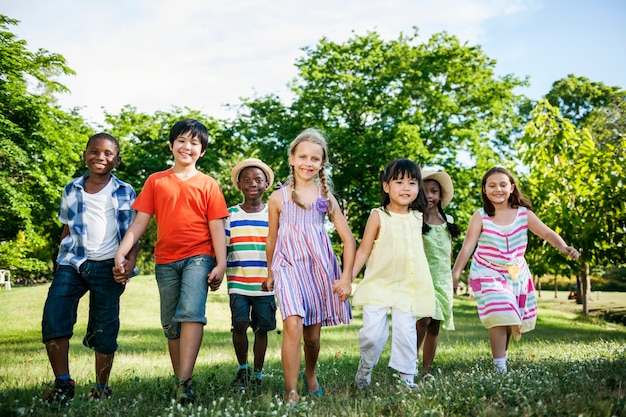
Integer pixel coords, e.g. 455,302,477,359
0,15,91,280
230,29,529,237
520,91,625,314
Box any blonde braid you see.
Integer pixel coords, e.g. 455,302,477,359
318,168,334,221
290,164,307,210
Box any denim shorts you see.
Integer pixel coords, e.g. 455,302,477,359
230,293,277,332
155,255,214,339
42,260,126,354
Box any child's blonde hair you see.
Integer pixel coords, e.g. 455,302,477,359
288,128,334,219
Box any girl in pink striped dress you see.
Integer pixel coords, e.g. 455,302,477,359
452,167,579,373
265,128,355,405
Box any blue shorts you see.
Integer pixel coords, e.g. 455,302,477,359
155,255,214,339
230,293,277,332
42,260,126,354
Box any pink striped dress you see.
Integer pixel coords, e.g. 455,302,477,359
271,185,351,326
469,207,537,335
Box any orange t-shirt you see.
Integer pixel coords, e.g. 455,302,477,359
133,169,228,264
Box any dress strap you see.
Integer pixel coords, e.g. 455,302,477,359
280,183,290,201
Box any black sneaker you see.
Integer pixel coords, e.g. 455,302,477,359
44,378,76,403
231,367,251,391
176,378,195,404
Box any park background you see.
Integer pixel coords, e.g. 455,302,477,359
0,1,625,415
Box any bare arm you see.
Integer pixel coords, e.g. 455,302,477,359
207,218,227,291
527,210,579,260
263,190,281,291
114,211,152,273
329,194,356,301
352,210,380,279
451,211,483,284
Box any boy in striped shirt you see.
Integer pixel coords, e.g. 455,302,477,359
226,158,276,391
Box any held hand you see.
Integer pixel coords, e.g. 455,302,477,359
562,245,580,261
262,274,274,292
207,264,225,292
332,278,352,302
113,253,126,275
112,259,131,284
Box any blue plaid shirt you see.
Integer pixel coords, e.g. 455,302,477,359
57,174,137,271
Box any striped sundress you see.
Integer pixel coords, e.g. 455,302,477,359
271,185,351,326
469,207,537,336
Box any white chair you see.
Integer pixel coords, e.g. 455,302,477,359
0,270,11,290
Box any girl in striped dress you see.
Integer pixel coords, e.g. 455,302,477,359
452,167,579,373
265,128,355,405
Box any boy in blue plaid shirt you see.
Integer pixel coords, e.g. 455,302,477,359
42,133,138,402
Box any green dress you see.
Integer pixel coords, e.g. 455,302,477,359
422,216,455,330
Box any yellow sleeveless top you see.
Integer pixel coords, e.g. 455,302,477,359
352,208,436,317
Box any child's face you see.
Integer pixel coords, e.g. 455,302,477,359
237,167,269,200
383,174,419,209
423,179,441,210
483,172,514,205
83,138,120,175
169,132,205,167
289,141,324,182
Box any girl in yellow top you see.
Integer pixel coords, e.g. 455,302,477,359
352,159,436,390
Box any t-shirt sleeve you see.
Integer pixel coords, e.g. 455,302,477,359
206,180,229,220
132,175,156,215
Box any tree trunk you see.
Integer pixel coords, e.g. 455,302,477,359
554,272,558,299
580,262,591,316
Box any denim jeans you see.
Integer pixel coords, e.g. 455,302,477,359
155,255,214,339
42,260,125,354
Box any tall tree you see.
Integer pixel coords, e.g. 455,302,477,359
0,15,91,280
520,97,625,315
230,29,529,237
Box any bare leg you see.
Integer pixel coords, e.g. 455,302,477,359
281,316,303,402
45,337,70,377
488,326,509,359
177,322,203,381
302,323,322,392
253,330,268,373
232,322,249,366
168,338,180,377
416,317,431,365
94,352,114,385
421,320,441,375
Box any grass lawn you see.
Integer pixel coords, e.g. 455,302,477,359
0,275,624,416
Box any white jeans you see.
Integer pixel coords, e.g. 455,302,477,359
358,305,417,375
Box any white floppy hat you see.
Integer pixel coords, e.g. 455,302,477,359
231,158,274,189
422,170,454,209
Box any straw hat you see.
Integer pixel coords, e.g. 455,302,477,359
231,158,274,188
422,171,454,208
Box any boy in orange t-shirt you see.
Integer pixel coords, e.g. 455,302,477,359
114,119,228,404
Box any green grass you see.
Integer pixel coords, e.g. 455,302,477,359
0,276,625,416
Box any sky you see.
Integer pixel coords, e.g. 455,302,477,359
3,0,626,126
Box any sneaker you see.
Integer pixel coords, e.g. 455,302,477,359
44,378,76,403
87,386,112,400
231,367,251,391
399,380,420,393
355,360,372,389
176,378,195,404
